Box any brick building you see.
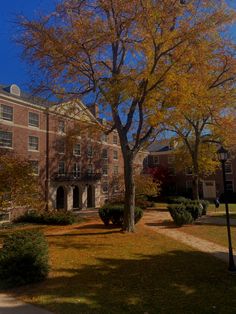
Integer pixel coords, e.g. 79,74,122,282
0,84,145,211
146,140,235,200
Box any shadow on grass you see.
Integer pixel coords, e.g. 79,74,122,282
7,250,236,314
145,220,177,229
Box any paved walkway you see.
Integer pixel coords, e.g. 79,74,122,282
0,294,52,314
143,210,235,263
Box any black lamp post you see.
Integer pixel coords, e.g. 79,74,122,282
217,146,236,272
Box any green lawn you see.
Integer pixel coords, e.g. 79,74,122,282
1,218,236,314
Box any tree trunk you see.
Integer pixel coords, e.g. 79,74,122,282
123,153,135,232
192,174,199,200
192,157,200,200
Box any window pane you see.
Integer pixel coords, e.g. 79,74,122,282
29,112,39,127
0,104,13,121
87,145,93,157
73,143,81,155
29,160,39,175
29,136,39,150
113,135,118,144
102,149,108,159
58,120,65,133
0,131,12,148
58,161,65,174
113,150,118,160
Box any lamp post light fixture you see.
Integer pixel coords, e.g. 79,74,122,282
217,146,236,272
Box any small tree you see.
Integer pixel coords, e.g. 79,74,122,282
0,155,42,211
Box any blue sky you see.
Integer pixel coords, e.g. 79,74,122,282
0,1,235,92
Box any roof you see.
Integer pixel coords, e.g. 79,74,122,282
148,139,174,153
0,84,53,108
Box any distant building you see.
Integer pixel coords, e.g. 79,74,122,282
146,140,235,200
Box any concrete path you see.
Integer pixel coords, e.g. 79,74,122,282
0,294,52,314
197,214,236,226
143,210,235,263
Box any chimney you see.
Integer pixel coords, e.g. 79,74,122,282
88,103,99,118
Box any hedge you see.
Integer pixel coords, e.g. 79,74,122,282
15,210,76,225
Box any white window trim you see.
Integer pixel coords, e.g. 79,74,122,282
113,150,118,160
0,104,13,122
0,131,13,149
73,143,81,156
28,112,40,128
28,136,39,152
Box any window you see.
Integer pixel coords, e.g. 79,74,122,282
28,136,39,151
101,133,108,142
29,112,39,127
114,184,119,192
185,166,193,175
57,139,65,154
226,181,234,192
168,156,175,164
102,164,108,176
113,134,118,145
58,161,65,175
153,156,159,165
0,131,12,148
113,165,119,176
168,167,175,176
186,180,192,191
0,104,13,121
73,143,81,156
29,160,39,176
102,182,108,193
73,163,81,177
87,164,93,175
102,148,108,159
113,150,118,160
225,162,232,174
87,145,93,157
58,120,65,133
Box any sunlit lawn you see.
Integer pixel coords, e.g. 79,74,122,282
1,218,236,313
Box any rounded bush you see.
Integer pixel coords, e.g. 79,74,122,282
0,230,49,287
167,196,190,204
99,204,143,227
200,200,209,215
16,210,76,225
168,204,194,227
185,202,203,220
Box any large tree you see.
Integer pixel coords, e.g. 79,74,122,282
158,38,236,200
18,0,235,231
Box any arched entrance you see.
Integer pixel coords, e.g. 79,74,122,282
87,185,94,208
56,186,65,210
73,186,80,209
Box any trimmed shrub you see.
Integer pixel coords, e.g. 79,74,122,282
200,200,209,215
99,204,143,227
0,230,49,287
185,202,203,220
167,196,190,204
168,204,194,227
15,210,76,225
